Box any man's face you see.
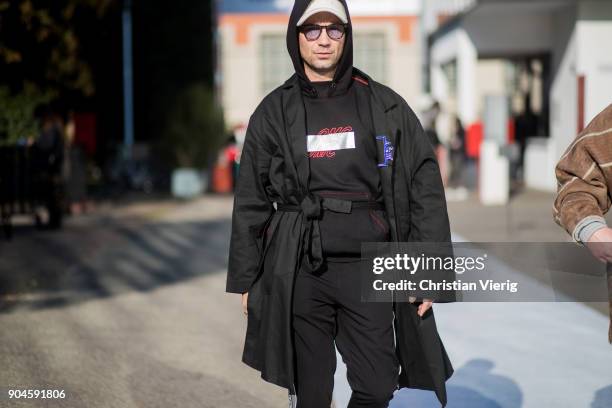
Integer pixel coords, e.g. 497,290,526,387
298,12,346,78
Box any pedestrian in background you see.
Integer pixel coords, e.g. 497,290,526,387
422,100,442,149
421,100,449,186
63,111,88,215
33,105,65,228
448,116,466,188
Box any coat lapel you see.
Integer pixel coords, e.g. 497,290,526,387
369,84,400,242
282,77,310,197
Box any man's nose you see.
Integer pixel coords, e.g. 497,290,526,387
317,29,332,46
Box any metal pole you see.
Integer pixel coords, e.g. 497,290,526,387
122,0,134,160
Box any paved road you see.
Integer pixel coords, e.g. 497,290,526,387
0,196,287,407
1,193,610,408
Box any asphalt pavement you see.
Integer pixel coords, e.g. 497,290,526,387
0,195,287,407
1,191,610,408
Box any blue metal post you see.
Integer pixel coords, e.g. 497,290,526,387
122,0,134,160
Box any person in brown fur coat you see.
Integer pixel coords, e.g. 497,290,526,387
553,103,612,344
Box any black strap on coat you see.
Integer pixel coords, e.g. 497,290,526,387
277,194,384,273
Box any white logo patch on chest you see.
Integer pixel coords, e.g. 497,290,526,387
307,131,355,152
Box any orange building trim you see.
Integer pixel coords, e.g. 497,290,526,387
219,13,416,45
353,15,416,43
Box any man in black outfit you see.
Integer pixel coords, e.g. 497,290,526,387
226,1,454,407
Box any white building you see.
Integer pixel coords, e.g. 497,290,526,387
426,0,612,192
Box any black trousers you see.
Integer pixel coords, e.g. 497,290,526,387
293,258,399,408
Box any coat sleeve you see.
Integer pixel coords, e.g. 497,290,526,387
403,104,452,243
398,102,454,303
553,106,612,243
553,148,609,243
226,111,275,294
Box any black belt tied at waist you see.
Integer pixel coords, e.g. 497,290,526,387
277,194,385,273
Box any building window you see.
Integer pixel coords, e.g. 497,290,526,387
354,33,387,84
260,33,293,96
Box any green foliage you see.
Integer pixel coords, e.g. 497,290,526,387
0,83,56,145
0,0,116,96
161,83,225,169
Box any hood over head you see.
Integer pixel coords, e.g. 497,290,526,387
286,0,353,98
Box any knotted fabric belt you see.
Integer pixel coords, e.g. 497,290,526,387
277,194,385,273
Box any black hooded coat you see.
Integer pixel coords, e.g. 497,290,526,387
226,0,455,406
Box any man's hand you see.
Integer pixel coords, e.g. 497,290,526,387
586,227,612,263
418,299,433,317
409,296,433,317
241,292,248,316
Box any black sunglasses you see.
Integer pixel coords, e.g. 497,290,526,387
298,24,348,41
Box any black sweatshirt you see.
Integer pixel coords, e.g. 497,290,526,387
304,80,389,257
304,80,382,202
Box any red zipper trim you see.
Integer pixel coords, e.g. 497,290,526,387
352,76,369,86
369,209,388,233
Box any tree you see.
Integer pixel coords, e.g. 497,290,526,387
0,83,55,145
161,83,225,169
0,0,116,96
0,1,118,143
